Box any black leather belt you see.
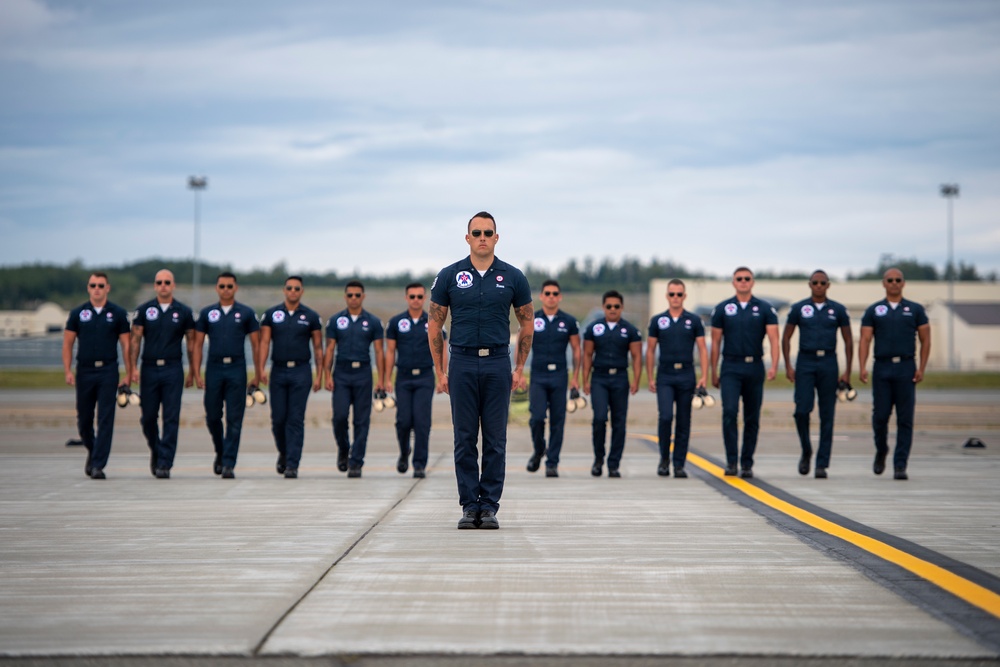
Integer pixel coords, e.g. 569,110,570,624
336,359,370,369
799,350,835,358
724,355,761,363
399,367,432,376
450,345,509,358
78,360,116,368
876,355,914,363
593,367,627,375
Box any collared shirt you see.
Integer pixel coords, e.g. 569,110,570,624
386,311,440,370
261,303,322,365
861,298,928,358
325,308,383,362
133,298,195,362
584,318,641,369
195,301,260,361
530,309,579,372
647,309,704,370
430,255,531,348
710,295,779,357
65,300,130,364
786,298,850,352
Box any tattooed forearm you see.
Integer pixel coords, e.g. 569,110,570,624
429,302,448,324
130,327,142,369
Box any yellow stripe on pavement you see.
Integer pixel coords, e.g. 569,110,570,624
636,433,1000,619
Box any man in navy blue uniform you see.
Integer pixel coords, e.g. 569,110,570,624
258,276,323,479
129,269,196,479
322,280,385,478
581,290,642,478
385,282,443,478
858,268,931,480
62,272,132,479
710,267,779,478
646,279,708,479
781,270,853,479
523,280,580,478
429,211,533,530
191,272,262,479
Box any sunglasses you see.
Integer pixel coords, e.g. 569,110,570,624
604,304,621,310
88,283,107,289
734,276,752,282
218,284,235,289
408,294,425,300
811,280,828,286
470,229,495,238
346,292,363,298
285,285,302,291
155,280,172,286
885,278,903,283
668,292,684,297
543,291,559,296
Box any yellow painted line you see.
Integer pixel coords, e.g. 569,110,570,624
636,433,1000,619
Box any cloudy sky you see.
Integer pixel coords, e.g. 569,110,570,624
1,0,998,280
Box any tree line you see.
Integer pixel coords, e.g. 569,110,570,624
0,254,994,310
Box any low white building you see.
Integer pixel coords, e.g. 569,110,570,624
648,279,1000,371
0,303,68,338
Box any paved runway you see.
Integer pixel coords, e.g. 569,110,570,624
0,388,998,666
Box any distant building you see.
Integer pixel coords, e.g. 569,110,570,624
649,280,1000,371
0,303,68,339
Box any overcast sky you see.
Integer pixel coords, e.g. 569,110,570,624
1,0,998,280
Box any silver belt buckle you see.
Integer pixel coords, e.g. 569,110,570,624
744,356,753,363
891,356,901,363
286,361,296,368
816,350,826,357
411,368,421,376
547,363,557,371
478,349,489,357
673,363,683,370
156,359,166,366
351,361,361,368
94,361,104,368
608,368,618,375
223,357,232,364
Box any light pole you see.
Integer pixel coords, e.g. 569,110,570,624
188,176,208,310
940,183,959,371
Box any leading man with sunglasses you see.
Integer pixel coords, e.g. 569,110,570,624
710,266,780,479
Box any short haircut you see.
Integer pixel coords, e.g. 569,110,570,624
542,279,560,290
467,211,496,232
733,266,753,277
285,275,303,285
667,279,686,290
90,271,109,282
345,280,364,292
883,267,905,280
404,282,425,293
602,289,624,305
217,271,237,283
810,270,828,280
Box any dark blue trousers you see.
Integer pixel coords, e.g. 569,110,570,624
332,365,373,468
793,355,839,468
720,359,765,469
590,373,630,469
204,362,247,468
872,359,917,470
140,361,184,470
395,371,435,468
448,353,511,513
270,364,312,471
76,365,119,471
655,369,695,468
528,370,568,467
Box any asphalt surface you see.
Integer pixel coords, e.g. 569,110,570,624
0,387,998,667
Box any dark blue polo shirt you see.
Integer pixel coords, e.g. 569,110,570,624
325,308,383,363
861,298,928,359
430,256,531,348
786,298,850,352
531,309,579,372
66,301,131,364
133,299,195,362
711,295,779,358
647,309,705,370
261,303,322,364
386,311,441,371
584,318,641,370
195,302,260,362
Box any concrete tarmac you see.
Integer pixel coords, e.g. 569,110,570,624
0,388,998,666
